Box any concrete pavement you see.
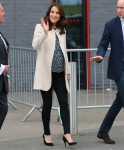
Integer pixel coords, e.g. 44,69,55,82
0,102,124,150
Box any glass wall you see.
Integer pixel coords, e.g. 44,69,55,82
55,0,87,89
59,0,83,49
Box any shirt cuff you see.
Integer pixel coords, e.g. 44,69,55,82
0,64,5,75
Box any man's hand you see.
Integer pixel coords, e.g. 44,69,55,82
2,65,9,75
90,56,103,62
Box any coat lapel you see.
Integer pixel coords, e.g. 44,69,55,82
0,32,9,55
0,38,7,56
115,17,124,49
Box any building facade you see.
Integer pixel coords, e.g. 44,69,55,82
0,0,117,48
0,0,51,47
0,0,117,89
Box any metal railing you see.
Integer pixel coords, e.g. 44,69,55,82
67,48,116,108
8,47,116,134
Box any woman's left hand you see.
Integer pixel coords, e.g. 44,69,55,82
67,74,71,80
8,78,11,89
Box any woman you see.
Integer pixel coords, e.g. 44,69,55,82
32,2,77,147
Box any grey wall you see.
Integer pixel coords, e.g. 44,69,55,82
0,0,51,48
0,0,117,48
0,0,117,89
90,0,117,89
90,0,117,47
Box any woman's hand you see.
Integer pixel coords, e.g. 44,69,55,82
8,78,11,90
67,74,71,80
41,17,49,35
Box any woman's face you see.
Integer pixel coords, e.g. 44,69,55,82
49,6,60,27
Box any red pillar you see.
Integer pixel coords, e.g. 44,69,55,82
86,0,90,90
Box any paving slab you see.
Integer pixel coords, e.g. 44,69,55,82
0,103,124,150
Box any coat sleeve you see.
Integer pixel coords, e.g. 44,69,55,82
97,23,110,58
64,32,71,75
32,24,48,50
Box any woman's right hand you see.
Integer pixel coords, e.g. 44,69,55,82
41,17,49,35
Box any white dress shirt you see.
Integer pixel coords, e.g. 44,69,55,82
0,64,5,75
120,18,124,39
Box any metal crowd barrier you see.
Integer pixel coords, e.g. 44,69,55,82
8,47,42,121
8,47,116,134
67,48,116,110
8,47,78,124
69,62,77,134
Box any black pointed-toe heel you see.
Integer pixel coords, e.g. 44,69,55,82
42,134,54,146
63,136,77,147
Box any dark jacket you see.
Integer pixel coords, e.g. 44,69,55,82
0,32,9,93
97,16,124,80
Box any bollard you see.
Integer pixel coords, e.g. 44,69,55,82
69,62,77,135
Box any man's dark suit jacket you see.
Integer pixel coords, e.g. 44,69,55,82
97,16,124,81
0,32,9,93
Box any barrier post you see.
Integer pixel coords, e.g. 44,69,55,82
69,62,77,135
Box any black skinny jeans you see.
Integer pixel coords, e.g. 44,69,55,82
40,72,70,135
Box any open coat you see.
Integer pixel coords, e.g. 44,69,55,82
32,24,70,91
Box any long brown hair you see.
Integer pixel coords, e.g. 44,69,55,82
44,2,67,34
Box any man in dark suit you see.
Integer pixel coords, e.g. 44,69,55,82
0,3,9,129
90,0,124,144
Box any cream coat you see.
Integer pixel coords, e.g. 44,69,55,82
32,24,70,91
